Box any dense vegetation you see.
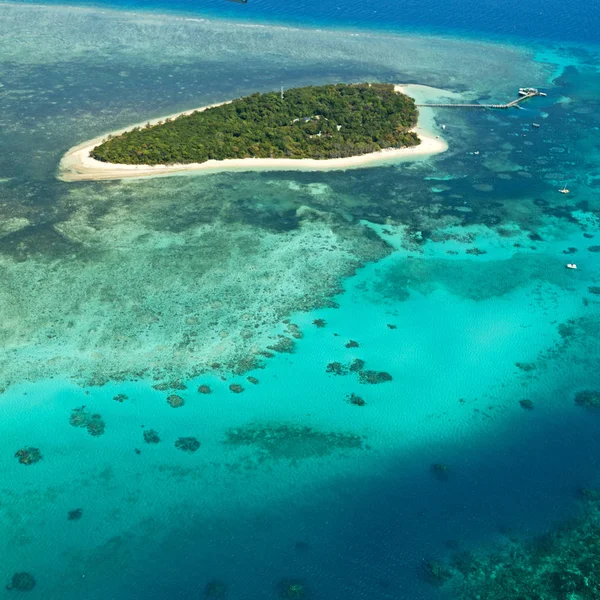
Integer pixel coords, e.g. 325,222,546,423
91,83,419,165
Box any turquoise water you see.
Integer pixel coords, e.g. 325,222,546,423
1,2,600,599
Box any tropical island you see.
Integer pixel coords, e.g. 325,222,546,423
59,83,448,181
91,83,419,164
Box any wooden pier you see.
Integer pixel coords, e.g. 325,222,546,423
416,88,545,110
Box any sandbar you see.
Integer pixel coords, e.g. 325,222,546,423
58,85,448,182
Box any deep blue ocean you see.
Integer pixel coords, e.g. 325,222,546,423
10,0,600,43
1,1,600,599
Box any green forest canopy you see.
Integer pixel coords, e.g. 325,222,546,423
91,83,420,165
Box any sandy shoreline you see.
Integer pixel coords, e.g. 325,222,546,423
58,85,448,182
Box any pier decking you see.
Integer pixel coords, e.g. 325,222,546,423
416,88,545,109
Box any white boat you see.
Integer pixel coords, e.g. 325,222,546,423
559,184,570,194
566,263,577,270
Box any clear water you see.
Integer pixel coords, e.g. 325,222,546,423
1,1,600,599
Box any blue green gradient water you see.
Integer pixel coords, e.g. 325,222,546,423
1,2,600,599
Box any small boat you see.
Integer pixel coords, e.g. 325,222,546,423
559,187,569,194
532,123,540,128
566,264,577,270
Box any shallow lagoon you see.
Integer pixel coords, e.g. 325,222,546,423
1,4,600,599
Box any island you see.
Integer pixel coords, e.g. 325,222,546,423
59,83,448,181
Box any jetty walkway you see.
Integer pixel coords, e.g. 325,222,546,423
416,88,546,110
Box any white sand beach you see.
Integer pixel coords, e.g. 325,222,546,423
58,84,449,182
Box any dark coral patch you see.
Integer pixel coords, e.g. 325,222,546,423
346,393,366,406
198,385,212,394
69,407,105,437
175,437,200,453
6,572,36,592
143,429,161,444
358,370,392,384
14,447,42,465
326,361,347,375
229,384,244,394
68,508,83,521
574,390,600,408
167,394,185,408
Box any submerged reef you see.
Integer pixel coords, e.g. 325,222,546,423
277,579,307,600
346,393,366,407
198,385,212,394
68,508,83,521
431,463,450,480
574,390,600,408
6,572,36,592
267,336,296,354
14,447,42,465
446,492,600,599
325,358,391,384
166,394,185,408
143,429,161,444
229,384,244,394
247,376,259,385
224,423,364,462
358,370,393,384
113,393,128,402
420,560,453,586
69,407,105,436
175,437,200,453
204,580,228,599
312,319,327,328
519,399,535,410
326,362,347,375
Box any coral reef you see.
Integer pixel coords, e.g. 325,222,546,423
267,336,296,354
229,384,244,394
14,447,42,465
166,394,185,408
588,286,600,295
431,463,449,480
358,370,393,384
143,429,161,444
198,385,212,394
349,358,366,373
247,376,259,385
326,362,347,375
346,393,366,406
153,380,187,391
447,492,600,599
574,390,600,408
515,361,536,372
224,423,364,462
175,437,200,453
420,560,453,586
69,406,105,436
519,399,535,410
113,393,128,402
588,245,600,252
6,572,36,592
68,508,83,521
204,580,228,599
277,579,306,599
312,319,327,328
345,340,359,348
286,323,303,339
